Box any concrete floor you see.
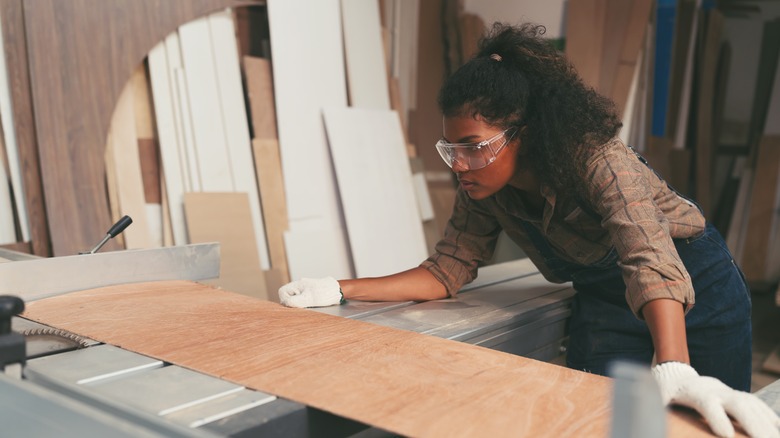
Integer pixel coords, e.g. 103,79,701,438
750,286,780,392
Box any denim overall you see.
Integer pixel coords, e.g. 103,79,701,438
518,153,753,391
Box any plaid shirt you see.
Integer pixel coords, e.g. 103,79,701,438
421,138,706,318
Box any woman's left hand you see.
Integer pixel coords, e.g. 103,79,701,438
652,361,780,438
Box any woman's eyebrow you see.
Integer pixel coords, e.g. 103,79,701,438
442,134,482,143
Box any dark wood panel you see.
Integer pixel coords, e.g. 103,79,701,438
23,0,261,255
0,0,50,256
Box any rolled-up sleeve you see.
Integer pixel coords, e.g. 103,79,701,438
584,144,696,318
420,189,502,296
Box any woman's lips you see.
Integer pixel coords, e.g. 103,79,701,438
459,179,476,190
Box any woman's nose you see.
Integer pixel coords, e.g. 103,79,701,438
451,159,470,173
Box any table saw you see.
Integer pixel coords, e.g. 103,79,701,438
0,247,575,437
0,245,778,436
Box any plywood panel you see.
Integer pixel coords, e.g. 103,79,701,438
108,80,154,250
565,0,607,91
0,10,27,242
184,193,267,300
0,0,49,256
22,280,721,438
252,139,289,282
0,141,14,243
323,107,427,277
267,0,352,279
341,0,391,109
22,0,260,256
742,136,780,281
243,56,277,140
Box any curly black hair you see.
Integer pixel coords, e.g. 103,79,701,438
437,22,622,195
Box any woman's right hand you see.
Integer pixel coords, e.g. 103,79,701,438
278,277,344,308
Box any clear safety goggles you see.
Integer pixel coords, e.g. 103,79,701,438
435,127,518,171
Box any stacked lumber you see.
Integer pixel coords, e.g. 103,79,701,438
98,3,434,298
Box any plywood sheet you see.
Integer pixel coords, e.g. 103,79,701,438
323,107,427,277
0,0,49,256
341,0,390,109
565,0,607,91
252,138,289,282
184,192,267,300
267,0,352,279
108,79,154,250
0,12,28,243
21,280,720,437
742,136,780,281
243,56,277,140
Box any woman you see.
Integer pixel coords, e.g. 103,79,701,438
279,23,779,437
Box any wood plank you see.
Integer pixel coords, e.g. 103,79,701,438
0,0,49,256
177,17,233,191
108,79,154,250
665,0,697,141
741,136,780,281
0,135,15,244
0,10,27,243
242,56,277,140
565,0,607,91
103,132,124,249
208,10,270,270
148,39,189,246
323,108,427,277
693,8,723,218
252,138,289,283
184,193,267,300
341,0,391,109
22,0,260,256
267,0,352,280
21,280,721,437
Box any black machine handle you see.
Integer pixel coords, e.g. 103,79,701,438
107,215,133,238
0,295,24,335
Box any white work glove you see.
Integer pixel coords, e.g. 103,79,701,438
652,361,780,438
278,277,344,308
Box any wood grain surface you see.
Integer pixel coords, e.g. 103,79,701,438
23,280,721,437
20,0,260,256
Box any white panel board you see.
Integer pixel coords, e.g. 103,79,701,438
341,0,391,109
148,41,188,246
208,10,270,270
267,0,352,279
323,107,427,277
283,220,355,281
177,17,233,191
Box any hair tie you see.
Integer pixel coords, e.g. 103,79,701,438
490,53,503,62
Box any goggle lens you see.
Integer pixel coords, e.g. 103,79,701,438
435,127,517,170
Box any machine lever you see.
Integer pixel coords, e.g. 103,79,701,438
80,215,133,255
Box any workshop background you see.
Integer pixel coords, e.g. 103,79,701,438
0,0,778,393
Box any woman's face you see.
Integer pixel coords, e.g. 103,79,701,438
441,114,522,200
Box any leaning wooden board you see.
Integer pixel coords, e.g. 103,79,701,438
22,281,720,437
